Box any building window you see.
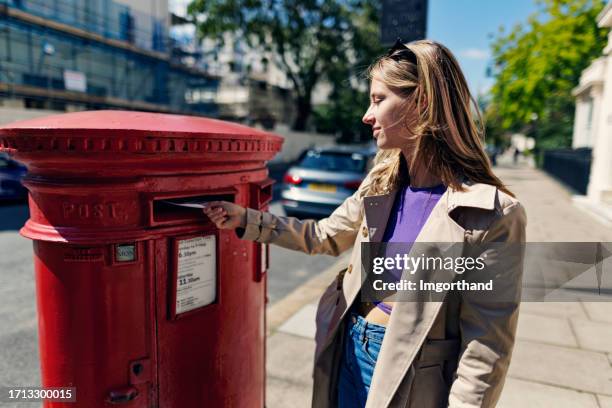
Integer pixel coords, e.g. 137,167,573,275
185,88,216,104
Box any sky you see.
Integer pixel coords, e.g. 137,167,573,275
427,0,539,96
170,0,540,96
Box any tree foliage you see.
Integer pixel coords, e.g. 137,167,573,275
187,0,383,132
313,1,382,141
487,0,607,149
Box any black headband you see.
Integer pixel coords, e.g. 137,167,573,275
386,37,417,65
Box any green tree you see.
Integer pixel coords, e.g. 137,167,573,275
312,87,371,142
487,0,607,149
187,0,383,132
313,0,383,141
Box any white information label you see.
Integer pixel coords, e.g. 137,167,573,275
175,235,216,315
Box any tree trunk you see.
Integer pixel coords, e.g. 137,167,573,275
292,94,312,131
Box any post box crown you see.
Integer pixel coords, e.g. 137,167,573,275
0,110,283,156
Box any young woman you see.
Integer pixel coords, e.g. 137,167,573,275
203,39,527,408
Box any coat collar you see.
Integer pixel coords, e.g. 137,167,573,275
363,174,497,242
447,174,497,212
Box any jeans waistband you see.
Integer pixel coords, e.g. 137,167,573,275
348,312,386,343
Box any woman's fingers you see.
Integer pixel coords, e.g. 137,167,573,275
209,211,226,223
203,204,231,228
201,200,243,229
203,205,226,218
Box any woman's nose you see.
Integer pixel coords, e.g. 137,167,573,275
362,108,374,125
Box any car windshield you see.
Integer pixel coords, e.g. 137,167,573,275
298,151,367,172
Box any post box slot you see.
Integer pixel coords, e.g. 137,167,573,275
152,193,234,225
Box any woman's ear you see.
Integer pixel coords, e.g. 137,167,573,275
418,87,428,108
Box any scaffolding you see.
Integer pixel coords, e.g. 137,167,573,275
0,0,219,115
3,0,167,53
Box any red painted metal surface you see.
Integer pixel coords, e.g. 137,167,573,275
0,110,282,407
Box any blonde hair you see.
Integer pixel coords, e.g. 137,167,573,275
361,39,515,199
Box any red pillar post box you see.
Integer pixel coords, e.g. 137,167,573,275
0,110,283,407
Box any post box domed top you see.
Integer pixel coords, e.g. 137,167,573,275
0,110,284,139
0,110,284,176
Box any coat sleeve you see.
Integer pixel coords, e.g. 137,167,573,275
447,202,527,408
232,170,373,256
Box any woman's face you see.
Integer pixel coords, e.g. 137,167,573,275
362,76,413,150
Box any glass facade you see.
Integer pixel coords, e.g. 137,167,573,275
4,0,166,53
0,0,219,115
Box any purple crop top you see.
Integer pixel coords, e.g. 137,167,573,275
373,182,447,315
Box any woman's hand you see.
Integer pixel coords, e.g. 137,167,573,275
202,201,247,230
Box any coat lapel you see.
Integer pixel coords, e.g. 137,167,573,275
363,188,399,243
346,190,399,318
319,188,399,352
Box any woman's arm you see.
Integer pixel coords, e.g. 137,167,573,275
203,171,373,257
447,202,527,407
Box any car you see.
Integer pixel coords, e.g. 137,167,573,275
280,144,376,218
0,153,28,201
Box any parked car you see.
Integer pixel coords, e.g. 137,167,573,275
0,153,28,201
281,144,376,218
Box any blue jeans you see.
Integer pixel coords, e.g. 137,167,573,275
337,312,386,407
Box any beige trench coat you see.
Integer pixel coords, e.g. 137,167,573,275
236,171,527,408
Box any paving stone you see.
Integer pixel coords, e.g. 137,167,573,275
516,312,577,347
508,340,612,396
519,302,588,320
598,395,612,408
267,332,315,387
267,376,312,408
498,377,599,408
277,303,317,339
571,318,612,353
582,302,612,324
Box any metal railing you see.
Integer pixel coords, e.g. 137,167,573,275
542,147,592,195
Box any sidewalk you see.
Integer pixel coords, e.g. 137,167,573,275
265,158,612,408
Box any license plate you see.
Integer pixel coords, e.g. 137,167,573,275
308,183,336,193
